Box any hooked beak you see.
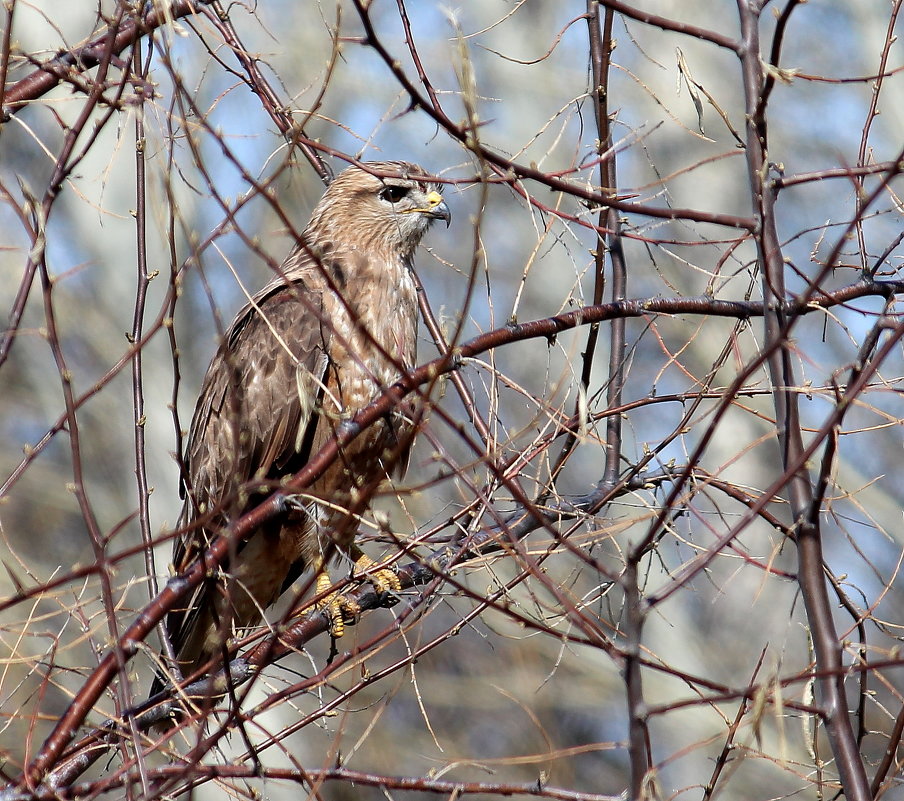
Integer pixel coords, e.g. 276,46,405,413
424,190,451,227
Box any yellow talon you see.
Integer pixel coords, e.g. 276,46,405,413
353,553,401,596
314,571,358,638
313,554,400,637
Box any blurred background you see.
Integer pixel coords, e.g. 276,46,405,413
1,1,903,799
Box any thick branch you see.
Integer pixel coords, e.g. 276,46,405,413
1,1,212,118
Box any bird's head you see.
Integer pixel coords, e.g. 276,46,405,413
306,161,450,260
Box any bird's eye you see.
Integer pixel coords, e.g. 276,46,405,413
379,185,410,204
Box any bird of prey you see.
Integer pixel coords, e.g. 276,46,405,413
160,161,450,686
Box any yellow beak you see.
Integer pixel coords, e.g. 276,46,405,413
424,190,451,227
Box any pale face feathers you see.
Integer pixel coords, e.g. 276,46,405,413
305,161,450,261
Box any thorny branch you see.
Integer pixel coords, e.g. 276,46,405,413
8,280,904,793
737,2,869,798
2,3,904,801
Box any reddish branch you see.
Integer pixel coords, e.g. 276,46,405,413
736,2,870,799
10,279,904,792
25,456,831,794
350,0,755,232
199,0,333,184
586,5,649,797
647,315,904,607
4,4,904,798
24,764,623,801
596,0,741,51
1,1,212,118
853,0,903,272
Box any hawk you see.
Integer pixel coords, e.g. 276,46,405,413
160,161,450,686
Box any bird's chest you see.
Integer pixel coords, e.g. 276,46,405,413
305,264,417,510
325,264,418,414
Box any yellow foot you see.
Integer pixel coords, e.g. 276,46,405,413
315,571,359,638
353,553,402,597
314,556,401,637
